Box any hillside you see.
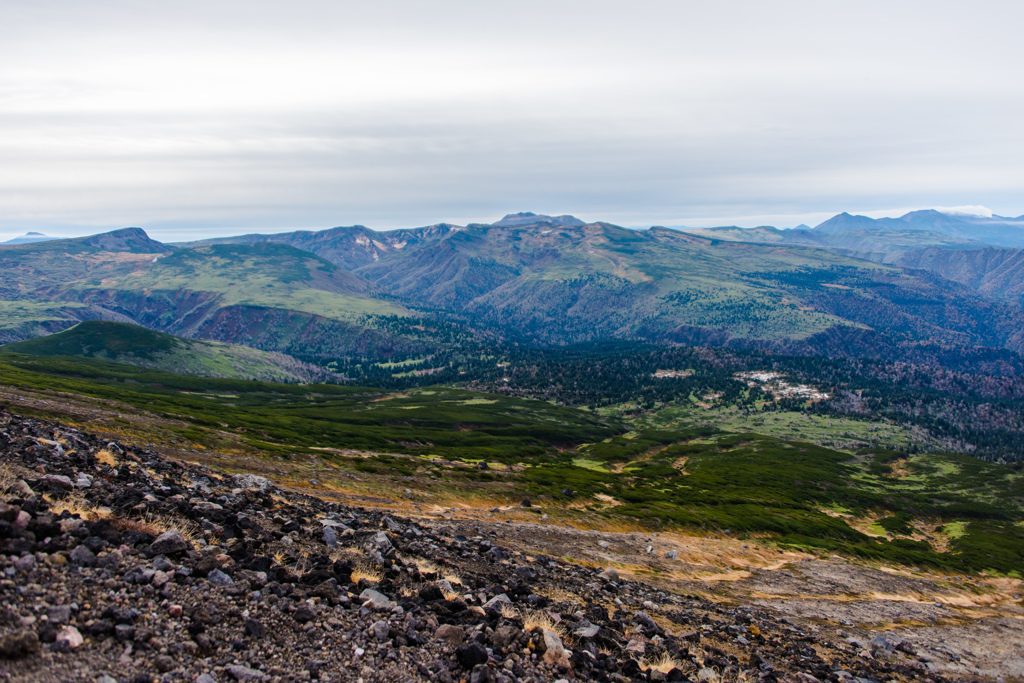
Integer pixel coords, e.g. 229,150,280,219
0,231,428,360
0,320,337,383
6,408,1022,682
351,218,1024,356
893,246,1024,305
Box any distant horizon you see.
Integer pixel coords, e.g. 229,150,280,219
3,203,1022,245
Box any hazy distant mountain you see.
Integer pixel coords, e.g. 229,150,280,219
813,210,1024,247
684,225,984,259
2,232,61,245
486,212,587,228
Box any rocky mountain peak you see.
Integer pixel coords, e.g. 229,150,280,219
491,212,587,228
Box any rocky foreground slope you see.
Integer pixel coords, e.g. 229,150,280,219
0,410,982,682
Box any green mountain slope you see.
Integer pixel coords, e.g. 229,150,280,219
352,218,1024,355
175,223,462,270
0,320,336,383
0,231,425,359
893,246,1024,305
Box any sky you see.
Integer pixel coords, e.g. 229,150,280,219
2,0,1023,242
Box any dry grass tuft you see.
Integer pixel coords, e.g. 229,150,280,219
440,586,463,601
397,553,441,576
641,653,691,674
520,608,566,637
351,561,383,584
443,572,464,586
112,513,200,544
539,586,585,605
0,465,17,502
94,448,118,468
47,491,111,521
499,603,520,620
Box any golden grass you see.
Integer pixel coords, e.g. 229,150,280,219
640,652,691,674
94,448,118,468
112,512,200,544
441,586,463,601
351,562,383,584
46,491,111,521
499,603,520,620
519,608,566,638
397,553,441,576
539,586,585,605
0,465,16,502
443,572,464,586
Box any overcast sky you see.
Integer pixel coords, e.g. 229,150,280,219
2,0,1023,241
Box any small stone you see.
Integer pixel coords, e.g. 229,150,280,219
46,606,71,624
12,510,30,531
542,629,570,668
196,676,216,683
574,620,600,639
56,625,83,648
293,605,316,624
154,655,176,672
69,544,97,567
39,474,74,490
418,584,444,601
482,593,512,611
597,568,619,582
359,588,395,611
226,664,269,681
149,529,190,556
96,676,117,683
168,604,183,618
370,619,390,642
456,641,488,669
232,474,273,491
322,526,338,548
434,624,465,646
626,638,646,655
372,531,392,552
870,634,894,653
207,568,234,586
13,555,36,573
244,618,266,638
664,550,679,560
151,570,172,587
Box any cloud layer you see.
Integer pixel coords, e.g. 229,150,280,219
2,0,1023,240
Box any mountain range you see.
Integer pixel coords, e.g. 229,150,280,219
3,210,1024,369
